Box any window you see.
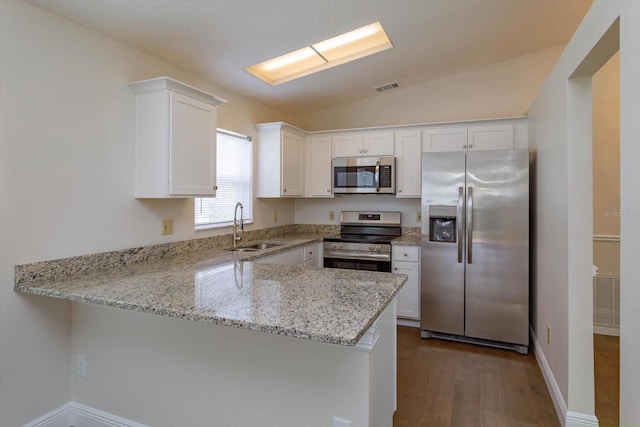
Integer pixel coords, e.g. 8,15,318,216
195,129,253,229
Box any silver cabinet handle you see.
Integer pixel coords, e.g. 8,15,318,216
403,253,408,257
463,144,467,149
468,144,474,149
375,161,380,193
214,185,218,190
327,189,331,193
467,186,473,264
457,186,464,263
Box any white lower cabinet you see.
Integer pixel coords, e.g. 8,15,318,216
302,243,321,267
392,245,420,320
257,243,322,267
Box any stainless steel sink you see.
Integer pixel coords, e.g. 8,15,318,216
225,242,284,252
243,242,283,250
225,247,260,252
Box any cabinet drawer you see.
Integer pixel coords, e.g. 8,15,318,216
393,246,420,262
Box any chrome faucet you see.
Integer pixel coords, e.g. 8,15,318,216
233,202,244,247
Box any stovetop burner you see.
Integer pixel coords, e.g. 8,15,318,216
323,234,395,244
324,211,402,245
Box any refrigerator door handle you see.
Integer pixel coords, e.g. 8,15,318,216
467,186,473,263
457,186,464,263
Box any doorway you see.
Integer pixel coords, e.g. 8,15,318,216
592,50,620,427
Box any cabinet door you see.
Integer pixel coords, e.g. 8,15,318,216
257,247,305,265
467,125,514,151
281,130,304,196
364,131,394,156
332,133,364,157
169,92,216,196
302,243,321,267
395,130,421,197
422,127,467,152
307,136,333,197
393,260,420,320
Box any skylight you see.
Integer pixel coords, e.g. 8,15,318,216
245,22,393,85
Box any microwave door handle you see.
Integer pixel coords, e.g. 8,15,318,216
375,161,380,192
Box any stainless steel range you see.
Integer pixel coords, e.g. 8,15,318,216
323,211,402,272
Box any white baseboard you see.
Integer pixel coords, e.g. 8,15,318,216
530,326,600,427
530,326,567,425
24,402,147,427
566,411,599,427
396,318,419,328
23,402,74,427
594,325,620,336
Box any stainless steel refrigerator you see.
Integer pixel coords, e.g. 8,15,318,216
420,149,529,354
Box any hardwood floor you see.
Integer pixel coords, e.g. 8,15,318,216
394,326,560,427
594,334,619,427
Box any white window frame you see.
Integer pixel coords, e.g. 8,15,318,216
195,129,253,230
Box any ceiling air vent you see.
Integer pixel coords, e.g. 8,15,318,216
375,82,399,92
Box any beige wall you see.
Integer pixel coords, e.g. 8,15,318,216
295,46,564,131
0,1,295,425
593,52,620,277
528,1,640,425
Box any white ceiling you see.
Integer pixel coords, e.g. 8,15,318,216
27,0,593,116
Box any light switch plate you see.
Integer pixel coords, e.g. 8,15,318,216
162,219,174,235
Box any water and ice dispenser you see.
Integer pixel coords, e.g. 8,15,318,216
428,205,457,243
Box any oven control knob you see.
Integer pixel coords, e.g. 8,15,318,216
369,244,381,251
332,242,342,250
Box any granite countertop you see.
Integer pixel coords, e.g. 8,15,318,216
14,232,407,346
392,235,422,246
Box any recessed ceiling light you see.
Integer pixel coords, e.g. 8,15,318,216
245,22,393,86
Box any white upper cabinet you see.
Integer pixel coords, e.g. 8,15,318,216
305,135,333,197
364,131,395,156
256,122,306,197
394,129,421,198
130,77,226,198
422,124,514,152
422,127,468,152
332,131,394,157
332,133,364,157
467,125,514,151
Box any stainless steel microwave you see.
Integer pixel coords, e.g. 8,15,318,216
332,156,396,194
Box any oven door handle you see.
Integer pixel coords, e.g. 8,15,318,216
323,250,391,261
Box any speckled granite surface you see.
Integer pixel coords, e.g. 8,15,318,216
392,235,422,246
15,230,406,346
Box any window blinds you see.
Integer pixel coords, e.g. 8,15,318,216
195,130,253,228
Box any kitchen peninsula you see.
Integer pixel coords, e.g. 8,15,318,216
15,231,406,426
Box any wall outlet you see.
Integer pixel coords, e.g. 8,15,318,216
76,354,87,378
417,211,422,222
273,211,278,222
329,210,336,221
546,325,551,345
162,219,173,235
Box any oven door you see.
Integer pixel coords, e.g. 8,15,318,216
323,250,392,272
